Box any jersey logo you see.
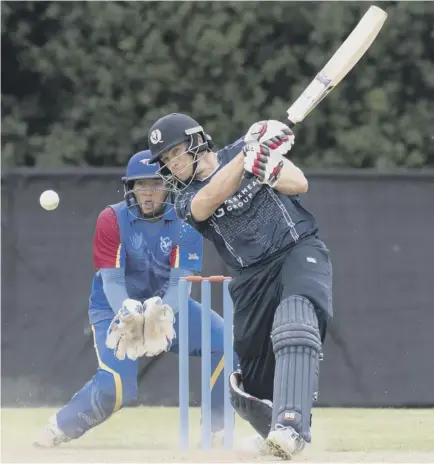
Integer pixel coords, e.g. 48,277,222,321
140,159,157,166
160,236,172,255
150,129,163,144
212,179,261,219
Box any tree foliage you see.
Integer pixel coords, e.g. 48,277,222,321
2,1,433,167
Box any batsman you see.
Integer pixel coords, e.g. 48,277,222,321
148,114,333,459
34,150,236,447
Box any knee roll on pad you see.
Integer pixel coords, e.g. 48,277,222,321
272,295,322,353
229,371,272,439
271,295,321,442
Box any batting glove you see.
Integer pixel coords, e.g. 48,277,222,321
243,143,285,188
243,120,295,187
244,120,295,156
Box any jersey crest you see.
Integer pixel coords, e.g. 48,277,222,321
160,236,172,255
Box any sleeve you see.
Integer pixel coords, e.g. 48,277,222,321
93,208,126,269
224,137,245,161
100,268,129,313
162,268,192,313
174,191,210,233
170,221,203,273
174,191,196,222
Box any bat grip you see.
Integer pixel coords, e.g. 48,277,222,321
284,118,296,129
282,117,296,158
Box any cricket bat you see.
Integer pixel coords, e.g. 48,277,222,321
286,5,388,127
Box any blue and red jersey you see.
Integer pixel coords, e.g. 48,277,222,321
89,201,203,321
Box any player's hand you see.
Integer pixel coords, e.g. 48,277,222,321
243,120,295,187
142,296,176,357
244,120,295,157
106,299,145,361
106,297,175,360
243,143,285,188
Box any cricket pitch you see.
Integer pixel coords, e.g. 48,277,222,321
2,407,434,463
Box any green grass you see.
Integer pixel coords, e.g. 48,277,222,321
2,407,434,462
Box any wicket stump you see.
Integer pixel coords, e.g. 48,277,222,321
178,275,234,451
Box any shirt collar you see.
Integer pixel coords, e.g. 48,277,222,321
127,204,177,223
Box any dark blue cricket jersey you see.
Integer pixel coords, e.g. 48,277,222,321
175,138,318,271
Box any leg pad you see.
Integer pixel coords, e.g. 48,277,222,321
271,296,321,442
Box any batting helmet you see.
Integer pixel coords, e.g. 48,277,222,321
148,113,213,164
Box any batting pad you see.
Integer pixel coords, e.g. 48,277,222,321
271,295,321,442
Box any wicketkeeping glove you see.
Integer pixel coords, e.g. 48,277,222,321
106,299,145,361
106,297,176,361
142,296,176,357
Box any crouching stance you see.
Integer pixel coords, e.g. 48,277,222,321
34,150,237,447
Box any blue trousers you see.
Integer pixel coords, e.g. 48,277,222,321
56,298,236,439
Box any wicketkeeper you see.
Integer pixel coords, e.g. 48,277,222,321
34,150,237,448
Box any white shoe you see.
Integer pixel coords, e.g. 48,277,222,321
33,416,70,448
265,424,306,460
236,434,275,456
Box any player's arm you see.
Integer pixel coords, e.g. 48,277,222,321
272,158,308,195
190,152,245,222
93,208,129,313
243,120,307,195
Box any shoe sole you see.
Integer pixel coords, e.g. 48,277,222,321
265,431,297,460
